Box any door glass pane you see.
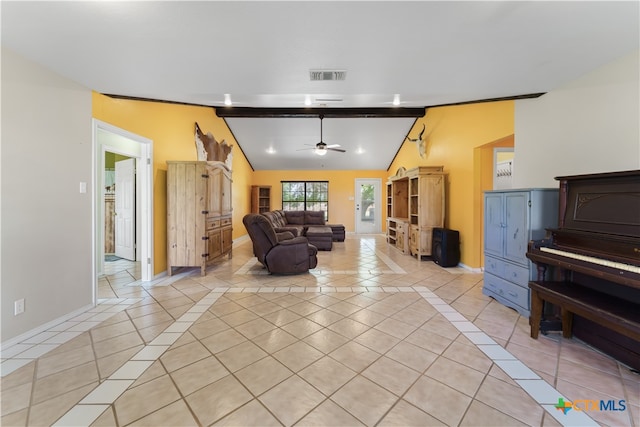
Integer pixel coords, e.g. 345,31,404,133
360,184,375,222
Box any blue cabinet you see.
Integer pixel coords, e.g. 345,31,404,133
483,189,558,317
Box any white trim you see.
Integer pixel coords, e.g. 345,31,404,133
0,304,94,350
457,263,483,273
153,271,168,281
232,234,251,247
92,119,154,299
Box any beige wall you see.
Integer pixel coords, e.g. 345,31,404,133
1,48,93,342
514,50,640,187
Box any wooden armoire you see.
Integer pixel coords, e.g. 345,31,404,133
166,161,232,276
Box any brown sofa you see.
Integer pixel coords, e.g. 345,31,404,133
243,214,318,274
261,210,346,243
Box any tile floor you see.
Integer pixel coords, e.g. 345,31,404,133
1,235,638,426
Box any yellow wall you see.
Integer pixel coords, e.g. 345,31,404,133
92,93,254,275
389,101,514,268
93,93,513,273
251,170,388,231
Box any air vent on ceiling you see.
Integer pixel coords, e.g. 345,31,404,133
314,97,344,103
310,70,347,81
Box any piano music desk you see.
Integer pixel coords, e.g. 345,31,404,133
529,280,640,343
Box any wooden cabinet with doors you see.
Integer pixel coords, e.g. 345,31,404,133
408,166,446,258
251,185,271,214
387,166,445,258
166,161,233,276
396,220,410,254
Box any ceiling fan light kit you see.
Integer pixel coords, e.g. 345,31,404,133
310,114,346,156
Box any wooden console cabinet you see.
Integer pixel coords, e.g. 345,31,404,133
167,161,232,276
387,218,410,254
387,166,445,258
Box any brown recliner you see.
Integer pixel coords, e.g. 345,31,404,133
243,214,318,274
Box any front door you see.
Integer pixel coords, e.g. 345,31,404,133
355,179,381,234
115,158,136,260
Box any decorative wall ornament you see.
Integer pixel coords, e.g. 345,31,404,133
405,123,428,158
195,123,233,169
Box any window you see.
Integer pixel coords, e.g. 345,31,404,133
282,181,328,219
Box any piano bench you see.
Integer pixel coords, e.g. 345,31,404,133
528,281,640,342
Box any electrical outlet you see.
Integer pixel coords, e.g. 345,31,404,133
14,299,25,315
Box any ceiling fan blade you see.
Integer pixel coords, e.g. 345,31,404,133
298,114,346,154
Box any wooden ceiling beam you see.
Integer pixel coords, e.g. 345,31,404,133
103,92,545,117
215,107,426,118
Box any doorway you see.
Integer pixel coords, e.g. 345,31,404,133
93,120,153,301
493,148,514,190
105,156,136,261
355,178,382,234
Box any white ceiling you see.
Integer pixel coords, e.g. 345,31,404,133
2,1,638,170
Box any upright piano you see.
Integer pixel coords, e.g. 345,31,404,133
526,170,640,370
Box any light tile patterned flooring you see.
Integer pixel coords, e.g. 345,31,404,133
1,235,638,426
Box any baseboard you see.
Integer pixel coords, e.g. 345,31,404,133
1,303,94,350
153,270,168,281
233,234,251,247
346,232,385,236
458,263,483,273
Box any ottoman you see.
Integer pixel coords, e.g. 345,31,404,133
306,226,333,250
327,224,345,241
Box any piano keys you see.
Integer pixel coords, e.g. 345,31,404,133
539,247,640,275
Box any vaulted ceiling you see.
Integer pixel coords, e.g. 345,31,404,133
2,1,638,170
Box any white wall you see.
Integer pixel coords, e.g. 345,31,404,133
514,50,640,188
1,48,93,342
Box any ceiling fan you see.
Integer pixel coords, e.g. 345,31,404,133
300,114,346,156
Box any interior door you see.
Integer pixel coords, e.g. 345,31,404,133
355,179,381,234
115,158,136,260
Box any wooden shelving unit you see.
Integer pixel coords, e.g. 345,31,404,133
251,185,272,214
386,166,445,258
